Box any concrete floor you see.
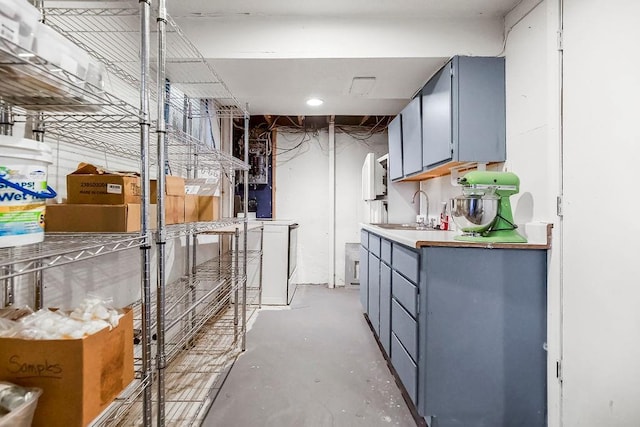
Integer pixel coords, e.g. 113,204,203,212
202,284,416,427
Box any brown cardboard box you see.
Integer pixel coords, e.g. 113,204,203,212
45,204,158,232
198,196,219,221
151,176,186,201
0,308,134,427
166,195,185,225
185,195,199,223
66,163,140,205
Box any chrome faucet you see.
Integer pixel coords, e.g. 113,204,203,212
411,190,429,226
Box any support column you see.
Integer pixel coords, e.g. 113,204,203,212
328,117,336,288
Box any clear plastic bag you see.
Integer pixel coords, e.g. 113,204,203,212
0,318,16,337
3,298,124,340
0,382,42,427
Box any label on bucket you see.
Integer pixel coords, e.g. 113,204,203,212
0,165,47,239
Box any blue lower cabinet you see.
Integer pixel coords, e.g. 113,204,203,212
392,270,418,317
368,253,380,335
379,262,392,356
419,247,547,427
391,299,418,361
391,332,418,404
362,233,547,427
359,245,368,312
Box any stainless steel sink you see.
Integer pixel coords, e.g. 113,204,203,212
370,223,442,231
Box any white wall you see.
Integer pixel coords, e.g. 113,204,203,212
562,0,640,425
419,4,565,426
421,1,555,226
274,128,387,285
335,131,387,286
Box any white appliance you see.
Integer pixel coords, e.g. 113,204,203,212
261,220,298,305
361,153,418,224
361,152,386,200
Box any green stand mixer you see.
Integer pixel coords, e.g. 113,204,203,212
450,171,527,243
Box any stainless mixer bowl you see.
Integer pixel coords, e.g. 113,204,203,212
450,194,499,233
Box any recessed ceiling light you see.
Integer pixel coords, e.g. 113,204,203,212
306,98,323,107
18,52,35,58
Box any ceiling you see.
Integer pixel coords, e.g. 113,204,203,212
62,0,514,118
164,0,521,117
168,0,521,19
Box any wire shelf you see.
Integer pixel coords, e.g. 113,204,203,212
2,5,253,426
166,126,249,174
0,233,144,280
42,124,249,173
45,7,247,117
121,305,243,426
164,219,244,240
89,376,151,427
0,36,139,115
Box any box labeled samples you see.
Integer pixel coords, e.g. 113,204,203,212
0,309,134,427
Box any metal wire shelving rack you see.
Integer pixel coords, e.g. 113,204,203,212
1,1,256,426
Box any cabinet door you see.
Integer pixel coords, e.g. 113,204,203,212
454,56,506,162
421,62,453,168
368,253,381,335
388,115,403,181
379,262,392,356
359,246,369,312
401,96,422,176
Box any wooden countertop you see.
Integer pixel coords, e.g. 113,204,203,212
361,223,552,250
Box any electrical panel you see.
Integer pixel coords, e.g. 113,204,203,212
248,139,269,184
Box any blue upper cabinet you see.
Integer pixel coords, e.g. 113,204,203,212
421,62,453,169
387,114,403,181
452,56,505,164
401,97,423,177
390,56,506,181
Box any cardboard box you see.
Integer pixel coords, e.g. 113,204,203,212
45,204,158,232
66,164,140,205
198,196,219,222
184,177,219,196
165,195,185,225
185,195,199,223
151,176,186,201
0,309,134,427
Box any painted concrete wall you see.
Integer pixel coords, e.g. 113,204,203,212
274,128,387,285
419,2,640,426
562,0,640,425
335,131,388,286
419,4,565,426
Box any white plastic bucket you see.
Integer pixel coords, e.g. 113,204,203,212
0,136,56,248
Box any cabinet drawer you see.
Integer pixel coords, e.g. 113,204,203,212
391,299,418,361
369,234,381,257
381,239,392,265
380,263,392,357
391,332,417,404
392,244,419,283
359,246,369,312
360,229,369,249
368,253,380,335
392,270,418,317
